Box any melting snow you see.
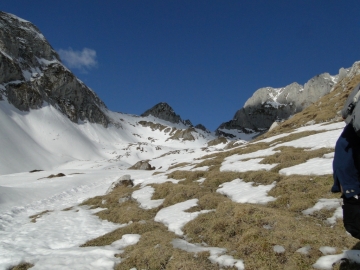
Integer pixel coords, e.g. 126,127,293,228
217,179,276,204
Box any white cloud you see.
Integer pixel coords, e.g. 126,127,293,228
58,47,98,71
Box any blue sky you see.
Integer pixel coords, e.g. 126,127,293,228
1,1,360,130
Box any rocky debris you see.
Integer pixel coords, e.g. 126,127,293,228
141,102,192,127
128,161,155,170
268,121,280,132
106,174,134,194
29,169,43,173
168,127,196,141
138,121,168,131
183,119,193,126
0,12,109,127
195,124,210,133
141,102,182,123
38,173,66,180
207,137,228,146
217,72,343,136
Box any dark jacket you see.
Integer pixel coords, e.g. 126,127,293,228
332,124,360,198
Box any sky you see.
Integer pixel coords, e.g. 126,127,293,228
1,0,360,130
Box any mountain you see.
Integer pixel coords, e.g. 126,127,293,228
2,65,360,269
0,12,219,175
217,69,349,139
3,11,360,270
141,102,211,133
141,102,189,126
0,11,109,127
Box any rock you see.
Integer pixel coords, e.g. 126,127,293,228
195,124,210,133
0,11,109,127
129,160,155,170
141,102,182,124
183,119,193,127
268,121,279,132
207,137,228,146
217,72,340,137
167,127,196,141
106,174,134,194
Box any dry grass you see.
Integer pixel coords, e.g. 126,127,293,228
7,262,34,270
183,202,357,270
261,130,323,145
81,185,158,224
114,222,223,270
38,173,65,180
261,146,334,173
167,162,191,170
29,210,52,223
268,175,338,213
207,137,228,146
76,74,360,269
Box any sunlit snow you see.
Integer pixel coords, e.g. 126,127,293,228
0,99,357,269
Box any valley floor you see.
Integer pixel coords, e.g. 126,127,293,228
1,121,360,269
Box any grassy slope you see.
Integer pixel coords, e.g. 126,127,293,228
78,70,360,269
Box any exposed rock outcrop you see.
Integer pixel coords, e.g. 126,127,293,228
195,124,210,133
0,12,109,127
106,175,134,194
141,103,182,124
168,127,196,141
141,102,193,127
217,72,344,137
129,160,155,170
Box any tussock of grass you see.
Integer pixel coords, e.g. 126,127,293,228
265,130,323,145
84,219,221,270
260,146,334,173
193,157,222,170
38,173,65,180
237,170,283,185
152,171,165,175
7,262,34,270
167,162,191,170
81,185,158,224
268,175,337,213
207,137,228,146
167,170,206,183
183,202,357,270
152,182,207,208
29,210,52,223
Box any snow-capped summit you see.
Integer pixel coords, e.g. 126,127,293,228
217,72,343,139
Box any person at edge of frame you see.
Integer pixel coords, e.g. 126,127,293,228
332,83,360,239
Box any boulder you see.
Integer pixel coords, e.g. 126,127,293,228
129,161,155,170
106,174,134,194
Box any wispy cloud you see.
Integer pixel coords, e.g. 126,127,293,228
58,47,98,72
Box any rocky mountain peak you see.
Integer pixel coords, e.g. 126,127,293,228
141,102,185,125
217,72,342,138
0,11,109,127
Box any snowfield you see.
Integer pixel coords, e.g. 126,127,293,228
0,100,356,269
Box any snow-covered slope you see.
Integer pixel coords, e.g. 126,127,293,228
0,96,218,175
0,116,353,270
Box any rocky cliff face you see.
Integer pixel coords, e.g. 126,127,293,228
141,102,203,128
141,102,184,125
217,72,343,137
0,12,109,127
